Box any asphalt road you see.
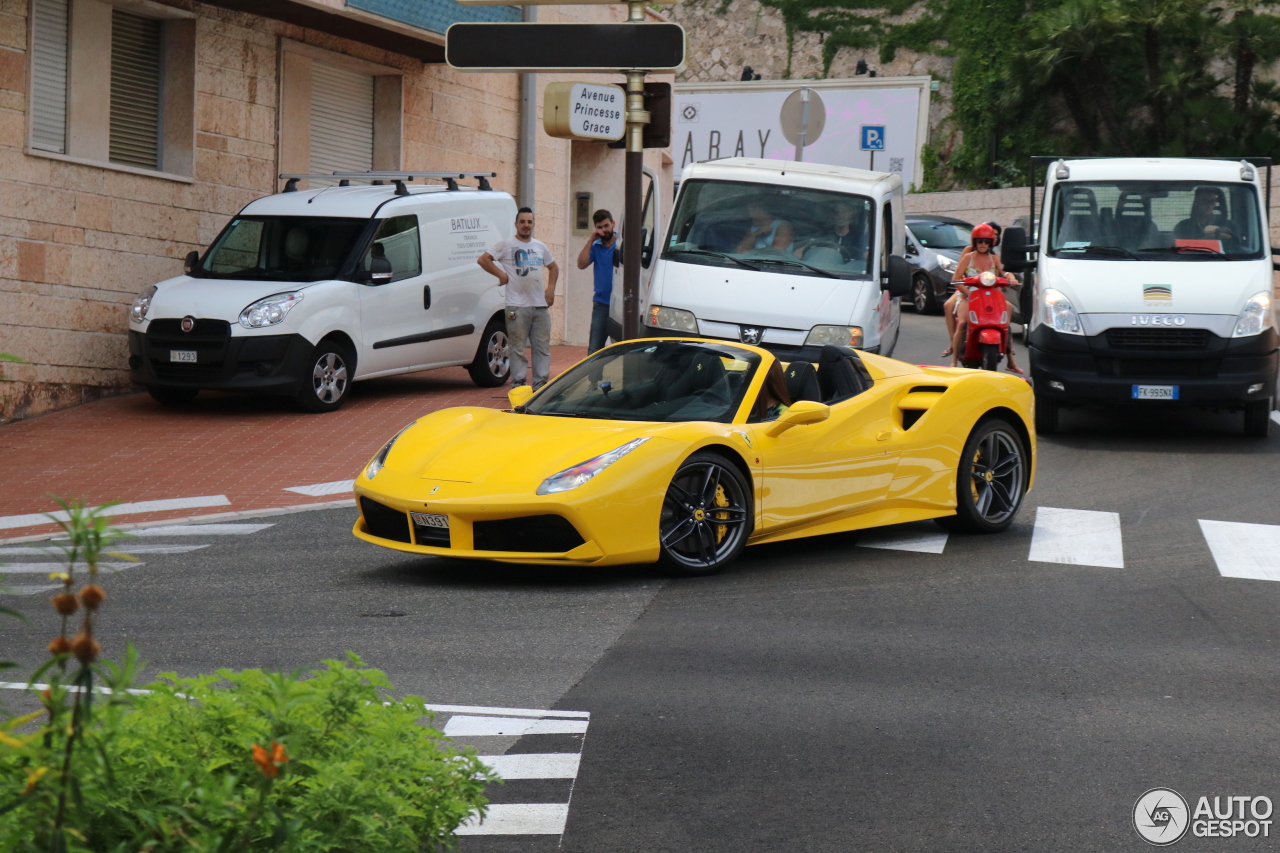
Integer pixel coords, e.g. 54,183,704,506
5,310,1280,851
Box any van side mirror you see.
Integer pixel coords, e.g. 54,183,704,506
183,250,200,274
1002,226,1034,272
640,227,652,266
765,400,831,437
357,256,394,284
882,255,912,298
507,384,534,409
1272,247,1280,271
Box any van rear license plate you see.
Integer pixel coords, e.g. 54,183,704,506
1132,385,1179,400
169,350,197,363
411,512,449,529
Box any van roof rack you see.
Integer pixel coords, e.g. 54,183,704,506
280,171,497,194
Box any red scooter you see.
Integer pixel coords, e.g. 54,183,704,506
960,270,1012,371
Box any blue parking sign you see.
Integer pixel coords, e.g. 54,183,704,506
861,125,885,151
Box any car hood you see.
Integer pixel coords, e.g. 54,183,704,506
1040,257,1272,315
147,276,324,323
387,407,678,488
654,258,871,329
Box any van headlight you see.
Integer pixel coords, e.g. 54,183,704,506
239,292,304,329
647,305,698,333
537,438,650,495
805,325,863,348
1233,291,1274,338
1042,288,1082,335
130,285,157,324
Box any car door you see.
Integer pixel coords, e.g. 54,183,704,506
609,164,662,341
357,214,434,376
746,387,901,533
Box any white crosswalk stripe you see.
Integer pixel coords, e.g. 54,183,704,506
444,715,589,737
0,544,208,556
479,753,581,780
131,524,273,537
456,804,570,836
284,480,354,497
1029,507,1124,568
1199,520,1280,582
858,521,948,554
0,562,141,574
0,496,231,531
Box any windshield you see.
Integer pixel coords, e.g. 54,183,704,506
663,179,875,280
526,340,761,423
195,216,369,281
1046,180,1265,260
908,220,972,250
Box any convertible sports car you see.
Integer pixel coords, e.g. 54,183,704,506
352,339,1035,575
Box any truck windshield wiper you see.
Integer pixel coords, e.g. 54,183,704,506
1060,245,1138,260
664,249,761,271
1139,245,1228,258
746,256,840,278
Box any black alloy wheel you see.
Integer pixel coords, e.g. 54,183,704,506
911,274,939,314
147,386,199,406
468,318,510,388
658,451,753,576
938,418,1027,534
1243,398,1273,438
296,340,352,413
980,342,1001,372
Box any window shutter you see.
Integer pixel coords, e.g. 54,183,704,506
310,61,374,182
109,10,162,170
31,0,69,154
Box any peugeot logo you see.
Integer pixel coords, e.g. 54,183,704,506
739,326,764,346
180,316,196,333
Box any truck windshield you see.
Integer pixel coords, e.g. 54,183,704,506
1046,181,1265,261
194,216,368,281
663,179,875,280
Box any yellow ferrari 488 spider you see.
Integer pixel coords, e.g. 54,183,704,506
353,339,1035,575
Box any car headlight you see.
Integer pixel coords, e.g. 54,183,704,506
1233,291,1274,337
1041,288,1082,335
646,305,698,333
239,292,304,329
805,325,863,348
364,423,414,480
130,285,157,324
536,437,651,496
937,255,957,273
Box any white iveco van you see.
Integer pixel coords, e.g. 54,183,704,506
1003,157,1278,436
641,158,912,358
127,172,515,412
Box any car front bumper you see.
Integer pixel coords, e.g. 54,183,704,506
128,327,315,394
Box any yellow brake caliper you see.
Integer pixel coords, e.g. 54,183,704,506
970,447,982,504
713,483,731,543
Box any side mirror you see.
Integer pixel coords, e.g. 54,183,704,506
507,384,534,409
183,250,200,274
765,399,830,436
906,241,918,256
1272,247,1280,271
882,255,912,298
640,227,652,266
1002,226,1034,272
369,256,393,284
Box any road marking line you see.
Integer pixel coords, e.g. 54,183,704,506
478,753,582,780
1199,520,1280,581
454,803,569,836
858,521,948,554
131,524,274,537
1029,507,1124,568
425,703,589,719
1271,411,1280,426
284,480,355,497
1,584,61,596
0,544,209,556
0,496,231,531
0,562,143,574
443,715,589,737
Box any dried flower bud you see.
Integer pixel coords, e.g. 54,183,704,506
47,635,72,656
70,632,100,664
51,593,79,616
79,585,106,610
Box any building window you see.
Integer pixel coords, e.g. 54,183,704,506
310,61,375,177
30,0,69,153
109,9,162,170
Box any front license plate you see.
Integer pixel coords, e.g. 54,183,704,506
1132,384,1179,400
169,350,198,363
411,512,449,529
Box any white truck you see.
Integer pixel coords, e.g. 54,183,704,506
127,172,515,412
1003,157,1278,437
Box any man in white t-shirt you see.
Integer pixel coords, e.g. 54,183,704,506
478,207,559,388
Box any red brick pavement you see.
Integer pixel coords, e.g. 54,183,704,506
0,346,587,539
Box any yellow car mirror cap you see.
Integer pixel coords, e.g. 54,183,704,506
765,400,830,436
508,385,534,409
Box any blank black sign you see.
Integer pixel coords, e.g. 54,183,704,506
446,23,685,71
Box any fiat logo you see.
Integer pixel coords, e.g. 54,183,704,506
180,316,195,333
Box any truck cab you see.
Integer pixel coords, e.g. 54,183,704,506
1004,157,1278,436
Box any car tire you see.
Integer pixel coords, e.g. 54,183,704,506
1034,393,1058,435
147,386,199,406
658,450,753,577
468,318,510,388
911,275,939,314
1243,398,1273,437
295,340,352,413
936,417,1028,534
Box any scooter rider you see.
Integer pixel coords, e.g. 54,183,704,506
944,223,1022,374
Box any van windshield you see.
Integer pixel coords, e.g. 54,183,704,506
193,216,368,281
1046,181,1265,261
663,179,875,280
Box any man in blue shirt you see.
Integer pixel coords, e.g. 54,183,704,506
576,209,619,354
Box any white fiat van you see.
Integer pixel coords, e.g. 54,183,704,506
641,158,911,358
127,172,515,412
1003,157,1278,436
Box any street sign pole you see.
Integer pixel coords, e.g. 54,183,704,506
796,87,810,162
622,0,650,341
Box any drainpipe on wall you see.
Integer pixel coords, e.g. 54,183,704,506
518,5,537,209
